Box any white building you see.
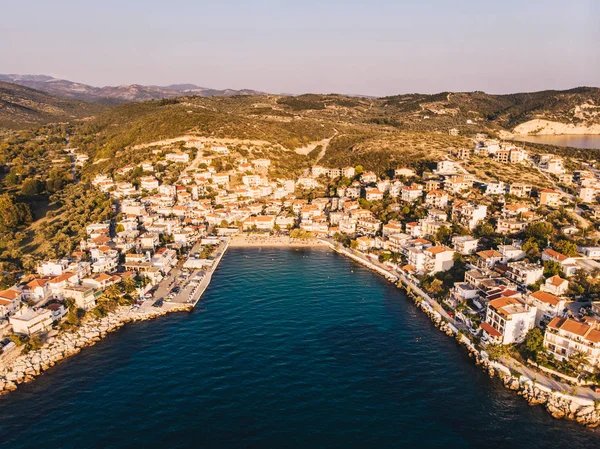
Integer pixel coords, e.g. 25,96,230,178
544,317,600,371
528,291,567,326
452,236,479,255
482,297,536,345
10,308,53,335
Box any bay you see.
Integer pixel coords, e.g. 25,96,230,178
0,248,598,448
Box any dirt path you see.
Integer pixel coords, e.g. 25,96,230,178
294,130,338,158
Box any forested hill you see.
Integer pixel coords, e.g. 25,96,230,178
0,82,106,128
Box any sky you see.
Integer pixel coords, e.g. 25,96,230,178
2,0,599,96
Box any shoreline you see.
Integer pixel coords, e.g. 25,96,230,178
0,238,231,396
229,234,328,248
323,239,600,428
3,244,600,427
0,304,193,394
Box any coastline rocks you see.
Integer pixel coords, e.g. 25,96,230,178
0,303,192,395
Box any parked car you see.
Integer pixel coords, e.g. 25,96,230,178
152,298,164,307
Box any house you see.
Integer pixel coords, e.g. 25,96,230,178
539,189,561,207
578,186,597,203
455,147,471,159
541,157,566,175
528,291,566,326
63,285,97,311
394,168,415,178
434,160,458,175
544,317,600,371
496,218,527,234
482,297,536,345
360,171,377,184
355,236,375,252
9,308,53,335
140,233,160,250
452,235,479,255
505,262,543,286
502,203,530,217
23,279,51,304
387,233,411,253
342,167,356,178
444,176,472,194
165,152,190,163
297,177,320,189
365,188,384,201
401,184,424,202
37,259,69,276
382,220,404,237
242,215,276,231
82,273,119,290
541,275,569,296
425,190,448,209
452,202,487,230
509,183,532,198
476,250,504,269
485,181,506,195
541,249,579,276
140,176,159,191
0,289,21,318
423,246,455,273
577,246,600,258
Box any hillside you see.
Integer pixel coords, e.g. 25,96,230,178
0,74,266,103
0,82,105,128
382,87,600,135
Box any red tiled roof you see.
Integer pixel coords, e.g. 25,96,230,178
481,322,502,338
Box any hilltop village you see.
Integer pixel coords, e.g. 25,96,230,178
2,132,600,394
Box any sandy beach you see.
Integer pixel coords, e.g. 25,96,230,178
229,234,328,248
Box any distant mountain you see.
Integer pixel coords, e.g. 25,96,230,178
0,81,106,128
0,74,266,103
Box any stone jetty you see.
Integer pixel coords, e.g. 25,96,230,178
0,304,192,394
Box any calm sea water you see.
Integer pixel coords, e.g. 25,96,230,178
0,248,598,448
512,135,600,150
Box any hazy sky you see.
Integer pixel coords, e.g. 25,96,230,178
2,0,598,96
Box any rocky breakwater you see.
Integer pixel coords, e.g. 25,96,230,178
0,304,192,395
491,367,600,428
404,289,600,428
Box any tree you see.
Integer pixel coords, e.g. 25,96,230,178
524,327,544,359
20,178,43,196
474,222,494,238
568,351,591,372
0,194,32,231
435,226,452,244
525,221,554,242
4,173,18,186
522,237,540,260
543,260,563,277
552,239,578,257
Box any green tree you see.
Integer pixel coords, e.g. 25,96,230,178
435,225,452,244
524,327,544,358
474,222,494,238
20,178,43,196
552,239,578,257
543,260,563,277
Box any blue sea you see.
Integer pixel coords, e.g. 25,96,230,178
0,248,598,448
